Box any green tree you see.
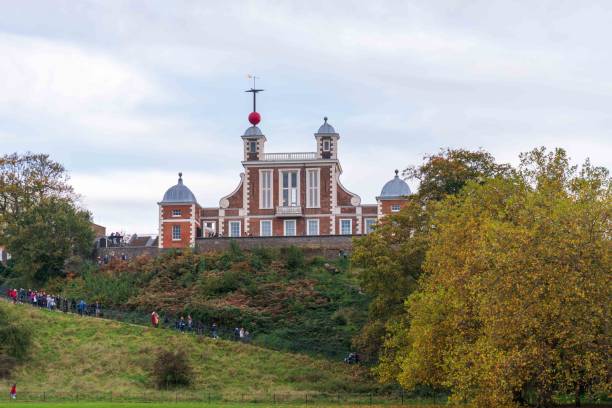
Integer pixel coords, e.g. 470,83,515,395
3,197,93,285
352,148,510,359
379,148,611,408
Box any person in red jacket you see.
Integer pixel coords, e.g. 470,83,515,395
151,311,159,328
10,383,16,399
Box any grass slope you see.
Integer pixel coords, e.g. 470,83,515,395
5,302,375,397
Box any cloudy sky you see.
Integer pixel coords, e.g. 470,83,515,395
1,1,611,234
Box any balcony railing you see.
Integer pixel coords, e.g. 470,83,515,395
263,152,318,161
276,206,303,217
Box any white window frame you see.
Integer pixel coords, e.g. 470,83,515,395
229,221,241,237
306,168,320,208
259,169,273,209
340,219,352,235
279,169,300,207
323,139,331,152
284,219,297,236
172,225,181,241
260,220,273,237
172,209,182,217
249,140,257,153
307,219,319,236
364,218,376,234
391,204,401,212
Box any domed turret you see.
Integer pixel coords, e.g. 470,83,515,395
315,117,340,159
316,117,337,135
378,170,411,199
160,173,198,204
243,125,263,137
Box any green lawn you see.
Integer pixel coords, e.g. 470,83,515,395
5,302,376,397
0,404,431,408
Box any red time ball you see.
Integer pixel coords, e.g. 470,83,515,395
248,111,261,125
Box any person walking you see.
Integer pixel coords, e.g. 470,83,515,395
211,323,218,339
151,311,159,328
187,315,193,332
9,383,16,400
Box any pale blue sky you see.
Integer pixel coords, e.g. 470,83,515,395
1,1,611,233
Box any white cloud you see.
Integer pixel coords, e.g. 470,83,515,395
1,1,611,233
0,33,158,115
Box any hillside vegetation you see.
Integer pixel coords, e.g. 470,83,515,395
48,245,368,358
3,301,376,396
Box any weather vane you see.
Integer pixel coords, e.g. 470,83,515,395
245,74,263,125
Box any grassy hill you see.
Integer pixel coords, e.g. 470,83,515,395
4,301,376,397
47,246,369,358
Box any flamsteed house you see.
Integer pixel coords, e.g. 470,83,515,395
157,110,411,249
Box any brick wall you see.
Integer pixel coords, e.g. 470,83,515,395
96,235,354,260
379,198,409,215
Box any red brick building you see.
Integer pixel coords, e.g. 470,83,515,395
158,117,411,248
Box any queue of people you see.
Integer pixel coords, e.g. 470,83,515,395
149,310,252,342
5,288,101,317
5,287,250,344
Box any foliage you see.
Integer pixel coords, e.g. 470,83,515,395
352,148,509,359
3,197,94,285
0,152,74,224
51,247,369,359
378,148,611,408
0,153,92,286
0,303,32,378
151,349,194,389
403,147,512,202
283,245,305,272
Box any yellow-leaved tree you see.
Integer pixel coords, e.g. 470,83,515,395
379,148,611,407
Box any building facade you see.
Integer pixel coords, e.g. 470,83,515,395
158,115,411,249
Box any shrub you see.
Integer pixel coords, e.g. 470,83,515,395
283,246,305,271
151,349,193,389
227,240,244,261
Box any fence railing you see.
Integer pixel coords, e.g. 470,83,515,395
4,390,447,405
263,152,318,161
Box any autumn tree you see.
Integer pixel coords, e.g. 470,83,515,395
378,148,611,407
352,148,510,358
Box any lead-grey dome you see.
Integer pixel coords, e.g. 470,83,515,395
379,170,411,198
243,125,263,137
160,173,198,204
316,117,337,134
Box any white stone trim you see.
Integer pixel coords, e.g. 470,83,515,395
158,205,164,248
190,204,196,246
161,219,193,223
356,206,362,234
